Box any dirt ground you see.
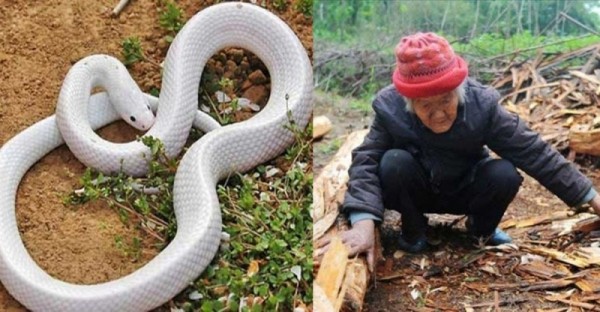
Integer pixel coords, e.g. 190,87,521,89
314,93,600,311
0,0,310,310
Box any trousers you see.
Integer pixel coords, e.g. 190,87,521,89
378,149,523,239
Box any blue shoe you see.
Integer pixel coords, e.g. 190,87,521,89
398,233,428,253
487,228,512,245
466,216,512,245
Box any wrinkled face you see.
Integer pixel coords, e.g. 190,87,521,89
412,91,458,134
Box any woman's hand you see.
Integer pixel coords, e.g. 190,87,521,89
316,219,376,272
589,194,600,215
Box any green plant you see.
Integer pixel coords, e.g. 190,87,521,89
283,95,313,164
64,136,178,246
64,117,313,311
114,235,143,261
349,96,372,113
317,137,342,155
121,36,162,68
217,77,235,93
273,0,288,11
160,1,184,42
295,0,313,16
122,37,144,66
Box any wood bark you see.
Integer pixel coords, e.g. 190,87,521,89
569,128,600,156
313,130,370,311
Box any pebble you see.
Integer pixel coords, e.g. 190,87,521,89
242,85,269,105
228,48,244,64
248,69,267,84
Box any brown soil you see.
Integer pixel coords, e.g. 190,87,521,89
314,93,600,311
0,0,311,310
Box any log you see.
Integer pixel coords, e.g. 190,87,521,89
341,259,369,312
569,128,600,156
313,130,368,231
522,245,590,268
315,237,349,311
314,284,336,312
573,216,600,234
551,213,598,236
314,115,333,139
499,210,572,229
313,130,371,311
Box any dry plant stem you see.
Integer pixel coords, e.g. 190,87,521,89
106,198,167,242
112,0,130,16
203,90,225,124
559,12,600,36
144,58,163,69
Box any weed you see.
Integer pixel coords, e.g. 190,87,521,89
64,116,313,311
217,77,235,93
121,36,162,68
295,0,313,16
121,37,144,66
64,136,178,245
273,0,288,11
350,96,373,113
114,235,143,261
317,137,342,155
159,1,184,42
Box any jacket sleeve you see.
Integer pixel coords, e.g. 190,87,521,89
484,89,593,207
341,100,393,219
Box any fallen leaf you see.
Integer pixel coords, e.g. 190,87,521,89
215,91,231,103
393,250,405,259
188,290,203,301
291,265,302,281
410,288,421,300
248,260,260,277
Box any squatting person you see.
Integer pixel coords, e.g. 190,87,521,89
317,32,600,271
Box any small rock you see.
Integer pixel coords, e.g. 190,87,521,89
241,79,253,91
248,69,267,84
213,62,224,76
229,48,244,64
248,54,262,68
216,52,227,63
242,85,269,106
157,38,169,50
225,60,237,73
240,60,250,72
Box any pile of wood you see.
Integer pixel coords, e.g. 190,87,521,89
489,44,600,156
314,138,600,310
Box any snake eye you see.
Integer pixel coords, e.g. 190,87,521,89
130,116,136,122
147,105,151,110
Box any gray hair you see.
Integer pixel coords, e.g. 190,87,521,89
403,79,467,112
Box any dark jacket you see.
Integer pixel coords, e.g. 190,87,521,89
342,78,593,219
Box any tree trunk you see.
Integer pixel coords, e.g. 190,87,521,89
470,0,480,38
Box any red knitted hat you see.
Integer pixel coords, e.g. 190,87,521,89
392,32,468,99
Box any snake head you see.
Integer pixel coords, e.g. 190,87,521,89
117,88,156,131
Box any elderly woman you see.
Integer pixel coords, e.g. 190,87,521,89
318,32,600,271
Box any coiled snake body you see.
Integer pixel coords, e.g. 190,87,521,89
0,3,312,311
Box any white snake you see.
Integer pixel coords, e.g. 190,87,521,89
0,3,312,311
